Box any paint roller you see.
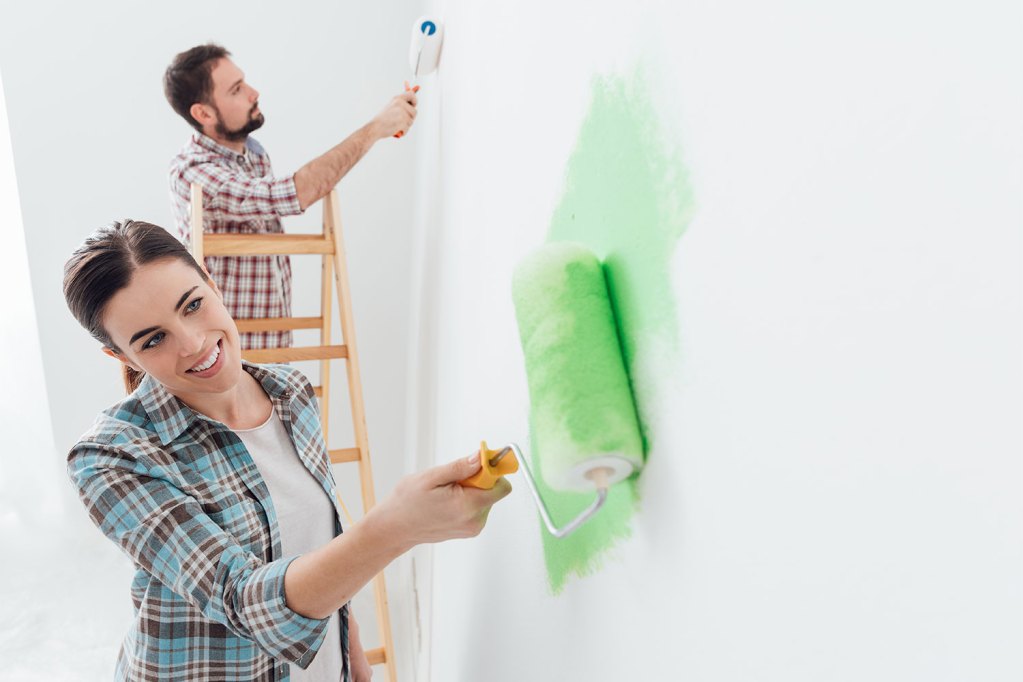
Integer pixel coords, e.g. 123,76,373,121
461,242,644,538
395,16,444,138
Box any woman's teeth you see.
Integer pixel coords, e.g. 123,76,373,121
188,342,220,373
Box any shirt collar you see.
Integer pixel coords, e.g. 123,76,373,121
192,132,259,161
136,361,293,445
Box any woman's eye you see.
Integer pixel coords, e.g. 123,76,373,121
143,332,165,350
186,297,203,313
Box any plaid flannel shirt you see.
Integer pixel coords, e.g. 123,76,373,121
68,362,350,681
170,134,302,350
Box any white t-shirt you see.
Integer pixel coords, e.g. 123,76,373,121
235,408,343,682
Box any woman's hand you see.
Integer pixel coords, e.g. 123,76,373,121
284,453,512,621
373,453,513,549
347,613,373,682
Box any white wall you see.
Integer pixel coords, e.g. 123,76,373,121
0,64,138,680
0,1,422,679
412,1,1022,681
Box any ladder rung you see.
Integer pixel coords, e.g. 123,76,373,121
203,233,335,256
241,345,348,364
329,448,361,464
235,316,323,332
365,647,386,665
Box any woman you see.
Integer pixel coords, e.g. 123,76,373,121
63,220,510,681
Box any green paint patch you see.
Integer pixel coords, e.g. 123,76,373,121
534,66,694,593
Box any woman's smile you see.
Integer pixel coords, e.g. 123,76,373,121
185,338,224,377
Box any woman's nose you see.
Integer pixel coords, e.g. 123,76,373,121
182,330,207,357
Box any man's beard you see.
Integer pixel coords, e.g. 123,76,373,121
213,104,265,142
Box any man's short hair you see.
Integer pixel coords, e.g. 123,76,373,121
164,44,231,133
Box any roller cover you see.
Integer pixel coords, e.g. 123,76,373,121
512,242,643,492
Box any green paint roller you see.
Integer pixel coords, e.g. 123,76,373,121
461,242,644,537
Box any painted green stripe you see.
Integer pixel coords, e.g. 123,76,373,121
534,65,694,593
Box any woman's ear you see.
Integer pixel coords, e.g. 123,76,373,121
102,346,142,373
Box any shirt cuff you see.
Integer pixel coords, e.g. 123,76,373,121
272,175,303,216
244,555,331,667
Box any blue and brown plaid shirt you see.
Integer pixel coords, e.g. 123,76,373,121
68,362,349,681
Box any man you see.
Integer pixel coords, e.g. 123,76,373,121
165,44,416,350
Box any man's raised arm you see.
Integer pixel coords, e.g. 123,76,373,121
294,90,418,210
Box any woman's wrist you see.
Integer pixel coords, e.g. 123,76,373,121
361,504,417,556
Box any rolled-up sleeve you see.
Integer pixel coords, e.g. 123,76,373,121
182,162,303,224
68,443,329,666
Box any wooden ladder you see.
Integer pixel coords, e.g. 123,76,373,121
189,184,398,682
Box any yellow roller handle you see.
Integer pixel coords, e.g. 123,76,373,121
460,440,519,489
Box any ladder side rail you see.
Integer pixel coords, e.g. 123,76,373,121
325,190,398,682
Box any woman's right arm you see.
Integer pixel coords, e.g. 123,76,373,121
69,442,509,665
283,452,511,619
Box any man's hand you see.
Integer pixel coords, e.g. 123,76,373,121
372,90,418,139
294,88,420,209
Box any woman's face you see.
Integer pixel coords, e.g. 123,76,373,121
101,257,243,400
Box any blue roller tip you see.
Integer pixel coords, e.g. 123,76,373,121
421,20,436,35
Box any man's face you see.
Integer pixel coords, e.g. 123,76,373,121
206,58,264,142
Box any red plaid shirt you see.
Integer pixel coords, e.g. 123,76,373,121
170,134,302,349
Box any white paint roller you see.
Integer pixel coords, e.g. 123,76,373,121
408,16,444,81
395,16,444,139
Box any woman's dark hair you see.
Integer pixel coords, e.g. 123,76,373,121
163,43,231,133
63,220,210,394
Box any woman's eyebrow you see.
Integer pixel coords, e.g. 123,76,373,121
175,286,200,312
130,326,158,346
128,286,201,345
